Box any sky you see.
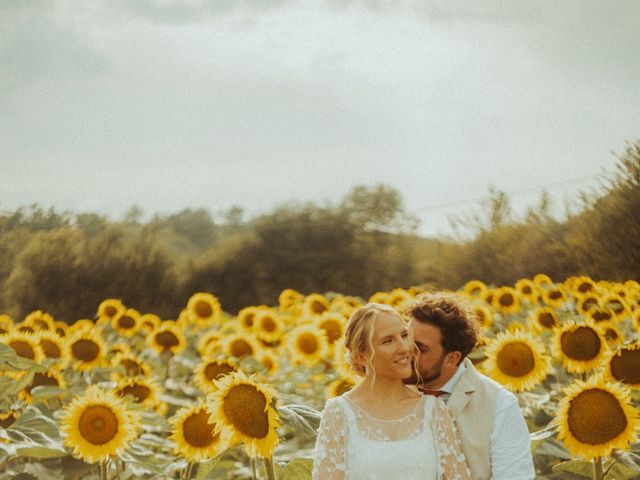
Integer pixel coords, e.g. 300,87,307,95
1,0,639,237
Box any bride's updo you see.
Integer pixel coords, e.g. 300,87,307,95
344,302,406,376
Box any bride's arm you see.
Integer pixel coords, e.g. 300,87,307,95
312,398,347,480
431,398,471,480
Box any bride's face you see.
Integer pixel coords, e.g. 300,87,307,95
360,312,414,379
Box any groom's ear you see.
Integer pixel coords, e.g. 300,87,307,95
446,350,462,367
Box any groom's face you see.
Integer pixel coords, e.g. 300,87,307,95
406,321,456,387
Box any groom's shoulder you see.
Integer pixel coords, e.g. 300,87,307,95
464,362,508,396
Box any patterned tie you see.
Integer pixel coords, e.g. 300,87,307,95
418,387,446,398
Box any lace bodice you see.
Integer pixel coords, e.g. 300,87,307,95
312,394,471,480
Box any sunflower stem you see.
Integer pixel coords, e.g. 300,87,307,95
263,456,276,480
99,461,108,480
250,457,258,480
593,457,604,480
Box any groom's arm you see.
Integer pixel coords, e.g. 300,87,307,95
489,389,535,480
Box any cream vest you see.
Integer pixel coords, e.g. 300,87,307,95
447,358,501,480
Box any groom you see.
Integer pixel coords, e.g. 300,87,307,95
403,292,535,480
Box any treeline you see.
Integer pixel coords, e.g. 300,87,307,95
1,143,638,321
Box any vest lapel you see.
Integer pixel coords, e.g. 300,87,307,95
447,359,478,418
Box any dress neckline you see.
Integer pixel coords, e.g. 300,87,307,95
343,394,424,422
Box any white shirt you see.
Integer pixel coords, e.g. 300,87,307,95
438,363,536,480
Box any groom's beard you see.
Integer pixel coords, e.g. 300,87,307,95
403,352,446,386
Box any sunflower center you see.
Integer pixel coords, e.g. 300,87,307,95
156,330,179,349
297,333,319,355
71,339,100,362
578,282,593,293
104,305,118,317
195,301,213,319
78,405,119,445
561,327,601,361
538,312,557,328
205,362,235,382
27,372,60,394
607,300,625,315
243,313,255,327
522,286,532,295
10,340,36,359
548,291,563,300
567,389,627,444
18,326,34,334
335,380,354,396
118,315,135,329
311,300,327,314
320,320,342,343
499,293,514,307
230,339,253,358
610,349,640,385
120,359,143,376
591,309,612,322
41,339,61,358
261,356,274,371
223,384,269,439
261,316,276,332
581,298,599,311
0,413,17,428
118,384,150,403
496,342,535,377
183,410,218,447
34,319,50,330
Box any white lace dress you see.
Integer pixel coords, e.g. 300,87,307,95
312,395,470,480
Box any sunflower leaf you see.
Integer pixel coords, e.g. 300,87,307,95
195,455,223,480
281,457,313,480
552,460,594,478
0,371,34,399
0,344,47,373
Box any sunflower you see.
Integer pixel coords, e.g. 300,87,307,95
533,273,554,288
36,331,70,369
186,292,221,327
60,385,140,464
556,377,638,461
208,371,280,459
97,298,125,322
19,369,66,403
54,321,69,338
325,377,356,399
108,342,132,358
553,320,607,374
605,344,640,387
114,377,161,409
237,306,260,332
541,288,567,309
0,411,18,429
138,313,161,333
196,330,223,357
484,330,552,392
576,295,600,315
0,332,44,362
194,357,239,394
15,323,35,334
462,280,487,297
111,353,151,380
24,310,55,332
600,322,624,346
303,293,330,316
388,288,412,308
147,322,187,355
222,333,260,359
588,307,616,324
601,294,631,319
368,291,390,304
70,319,95,334
278,289,303,311
471,305,493,330
287,325,328,368
315,313,345,347
111,308,140,338
254,311,283,344
256,350,279,376
527,307,559,333
67,330,106,371
514,279,537,302
0,314,13,335
492,287,521,314
170,402,229,462
573,276,596,296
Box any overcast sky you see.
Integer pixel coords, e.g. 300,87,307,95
1,0,638,236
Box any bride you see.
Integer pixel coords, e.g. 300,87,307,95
312,303,470,480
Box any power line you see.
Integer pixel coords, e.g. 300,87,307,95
416,173,602,212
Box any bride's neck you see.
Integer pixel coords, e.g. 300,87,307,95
356,375,412,403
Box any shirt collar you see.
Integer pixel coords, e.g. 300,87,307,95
439,361,466,394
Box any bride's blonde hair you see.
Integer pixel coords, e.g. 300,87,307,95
344,303,409,381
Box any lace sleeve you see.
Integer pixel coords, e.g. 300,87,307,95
312,397,347,480
431,398,471,480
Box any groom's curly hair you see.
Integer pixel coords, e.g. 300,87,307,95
403,292,479,364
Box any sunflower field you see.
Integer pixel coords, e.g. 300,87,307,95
1,276,640,479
